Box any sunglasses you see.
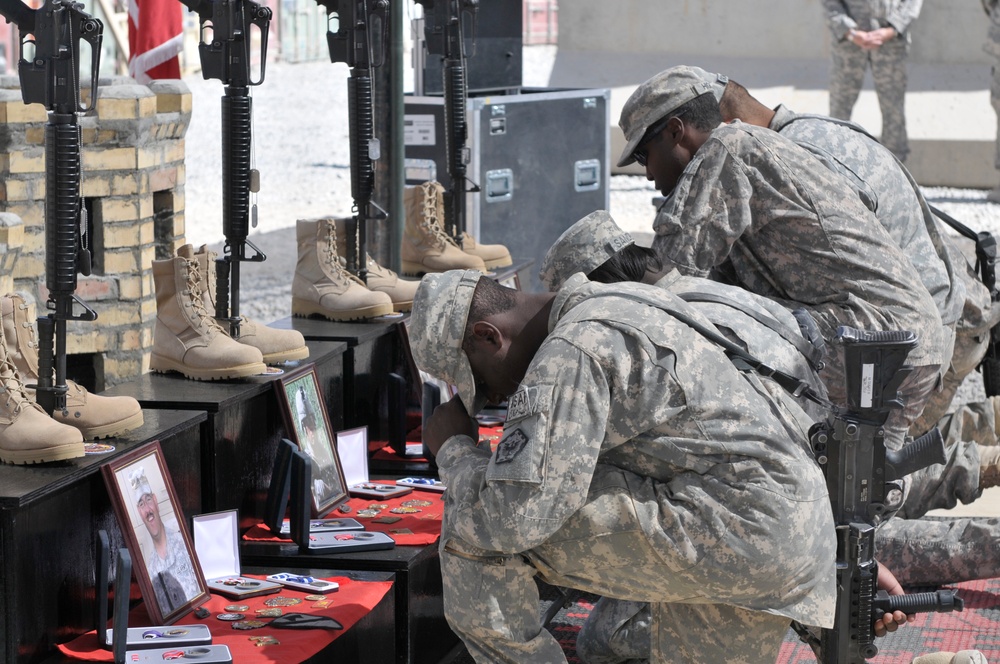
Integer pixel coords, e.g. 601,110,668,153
632,112,684,166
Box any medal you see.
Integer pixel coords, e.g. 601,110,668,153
255,608,282,617
250,636,280,647
216,613,245,621
304,595,326,601
401,499,433,507
224,605,249,612
264,596,302,607
356,509,380,518
232,620,267,630
390,506,420,514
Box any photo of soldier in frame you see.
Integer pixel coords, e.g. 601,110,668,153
101,441,209,625
274,364,349,516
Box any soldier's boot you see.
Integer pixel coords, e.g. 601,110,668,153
186,244,309,364
1,294,144,439
291,218,394,321
151,254,267,380
331,218,419,312
401,181,486,276
912,651,989,664
980,445,1000,491
457,231,513,270
0,307,84,464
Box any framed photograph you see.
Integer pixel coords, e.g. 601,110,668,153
101,441,210,625
274,363,349,516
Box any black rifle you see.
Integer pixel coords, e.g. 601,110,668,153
180,0,271,338
316,0,390,282
0,0,102,415
415,0,479,243
930,204,1000,396
794,327,963,663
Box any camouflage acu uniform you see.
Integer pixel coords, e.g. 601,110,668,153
412,271,836,663
651,121,945,453
821,0,922,161
768,105,997,518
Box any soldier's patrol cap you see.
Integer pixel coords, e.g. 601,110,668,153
409,270,484,415
618,65,729,167
539,210,634,291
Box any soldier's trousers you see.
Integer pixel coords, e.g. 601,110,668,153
439,466,826,664
829,38,910,162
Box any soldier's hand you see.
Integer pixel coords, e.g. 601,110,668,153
873,564,916,637
423,396,480,458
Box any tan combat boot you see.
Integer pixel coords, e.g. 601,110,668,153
0,311,84,464
458,231,513,270
402,181,486,276
291,218,394,321
331,218,418,312
912,651,989,664
1,294,144,439
151,254,267,380
186,244,309,364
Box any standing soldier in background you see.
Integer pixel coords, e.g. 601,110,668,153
985,0,1000,202
821,0,923,162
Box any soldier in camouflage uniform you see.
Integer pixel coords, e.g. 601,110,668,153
985,0,1000,202
679,67,1000,518
821,0,923,162
409,269,839,663
539,211,1000,659
624,66,945,459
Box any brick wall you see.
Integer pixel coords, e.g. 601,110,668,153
0,76,191,388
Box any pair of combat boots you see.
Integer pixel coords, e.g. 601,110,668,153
292,217,418,321
151,244,309,381
401,180,512,276
0,293,145,465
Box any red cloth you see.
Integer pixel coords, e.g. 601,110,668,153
372,425,505,463
243,486,444,546
127,0,183,83
57,575,392,662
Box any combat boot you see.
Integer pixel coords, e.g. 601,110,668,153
186,244,309,364
151,254,267,380
402,181,486,276
458,231,513,270
331,218,418,312
291,218,394,321
0,310,84,464
1,294,144,439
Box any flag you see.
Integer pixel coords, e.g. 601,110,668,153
127,0,184,84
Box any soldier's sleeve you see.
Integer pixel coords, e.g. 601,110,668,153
820,0,856,39
886,0,922,34
434,341,610,554
652,139,753,279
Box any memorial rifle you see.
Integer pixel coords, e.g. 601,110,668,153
792,327,964,663
414,0,478,243
0,0,102,415
315,0,390,282
179,0,271,338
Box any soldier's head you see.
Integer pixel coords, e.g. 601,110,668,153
409,270,546,413
619,66,726,195
540,210,662,291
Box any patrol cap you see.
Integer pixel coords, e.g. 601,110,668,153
618,65,729,167
128,466,153,505
539,210,634,291
409,270,484,415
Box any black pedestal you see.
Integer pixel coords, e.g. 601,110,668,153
270,316,414,442
102,341,347,528
242,540,457,664
0,409,206,664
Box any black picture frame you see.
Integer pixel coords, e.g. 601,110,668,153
101,441,210,625
274,363,349,516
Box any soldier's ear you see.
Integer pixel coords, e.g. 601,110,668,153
469,321,503,350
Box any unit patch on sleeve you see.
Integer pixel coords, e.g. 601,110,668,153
505,386,536,422
495,428,530,463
